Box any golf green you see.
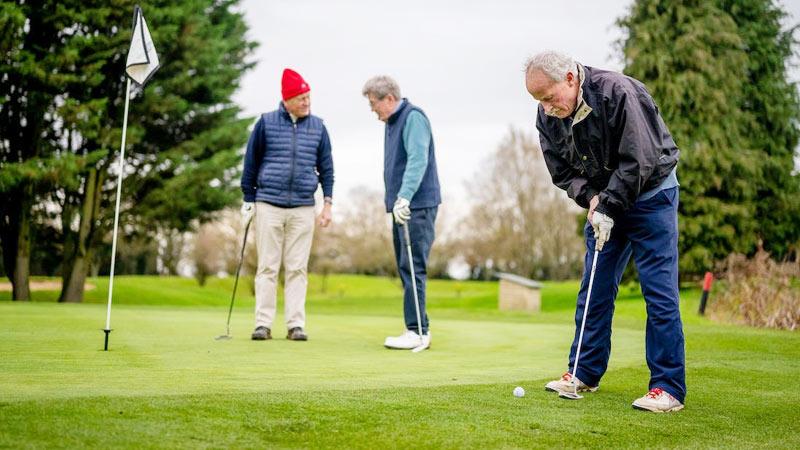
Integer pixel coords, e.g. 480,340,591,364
1,275,797,448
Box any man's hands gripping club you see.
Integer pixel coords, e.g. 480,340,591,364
588,195,614,251
392,197,411,224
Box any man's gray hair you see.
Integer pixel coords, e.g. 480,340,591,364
362,75,401,100
524,51,576,82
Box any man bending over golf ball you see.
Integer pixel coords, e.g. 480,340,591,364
525,51,685,412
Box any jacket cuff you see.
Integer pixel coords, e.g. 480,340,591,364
583,187,599,209
594,202,615,220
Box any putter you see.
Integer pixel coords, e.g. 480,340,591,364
559,247,600,400
402,222,428,353
215,216,253,340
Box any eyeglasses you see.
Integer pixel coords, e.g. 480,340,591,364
368,96,386,108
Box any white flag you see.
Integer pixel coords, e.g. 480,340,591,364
125,5,160,86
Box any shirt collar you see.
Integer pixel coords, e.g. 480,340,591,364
572,63,592,125
392,98,406,114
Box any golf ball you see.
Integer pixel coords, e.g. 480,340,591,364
513,386,525,398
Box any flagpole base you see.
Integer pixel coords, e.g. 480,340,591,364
103,329,113,351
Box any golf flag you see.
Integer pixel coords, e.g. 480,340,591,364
105,5,160,351
125,5,160,86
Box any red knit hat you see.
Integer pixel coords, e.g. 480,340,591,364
281,68,310,100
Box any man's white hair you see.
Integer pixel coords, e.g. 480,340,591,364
525,51,576,81
362,75,401,100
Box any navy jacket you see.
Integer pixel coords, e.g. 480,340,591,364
536,65,679,219
241,102,334,206
384,99,441,212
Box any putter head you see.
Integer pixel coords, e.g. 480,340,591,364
214,334,232,340
558,390,583,400
411,335,429,353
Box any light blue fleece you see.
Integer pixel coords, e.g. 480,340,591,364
397,109,431,201
637,166,679,201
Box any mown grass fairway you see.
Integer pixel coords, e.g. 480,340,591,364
1,275,798,448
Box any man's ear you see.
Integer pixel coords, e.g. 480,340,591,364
566,71,576,86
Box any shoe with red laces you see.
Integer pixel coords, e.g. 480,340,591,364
545,372,598,394
632,388,684,412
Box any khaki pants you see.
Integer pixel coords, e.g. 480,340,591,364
254,202,315,330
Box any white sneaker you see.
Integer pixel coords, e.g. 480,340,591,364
632,388,684,413
545,372,598,394
384,330,431,350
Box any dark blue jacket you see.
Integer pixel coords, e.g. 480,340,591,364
241,102,334,206
537,65,679,219
384,99,441,212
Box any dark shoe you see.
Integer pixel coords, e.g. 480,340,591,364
251,326,271,340
286,327,307,341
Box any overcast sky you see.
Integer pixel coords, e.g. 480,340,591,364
232,0,800,207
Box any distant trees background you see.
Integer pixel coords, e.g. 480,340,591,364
2,0,798,298
456,128,584,280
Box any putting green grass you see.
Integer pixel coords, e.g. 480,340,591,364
1,275,798,448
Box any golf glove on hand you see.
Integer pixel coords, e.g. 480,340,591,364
392,198,411,225
241,202,255,223
592,211,614,251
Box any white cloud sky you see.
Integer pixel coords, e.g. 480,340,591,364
233,0,800,203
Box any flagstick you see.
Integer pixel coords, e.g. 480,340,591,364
104,77,131,351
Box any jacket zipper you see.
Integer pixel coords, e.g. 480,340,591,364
288,122,297,205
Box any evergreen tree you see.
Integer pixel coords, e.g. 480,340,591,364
618,0,800,274
0,0,77,300
0,0,257,301
720,0,800,258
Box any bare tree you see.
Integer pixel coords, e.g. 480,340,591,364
459,127,584,280
158,229,186,275
190,220,229,286
318,188,397,276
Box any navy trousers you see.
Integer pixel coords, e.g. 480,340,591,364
569,187,686,402
392,206,437,334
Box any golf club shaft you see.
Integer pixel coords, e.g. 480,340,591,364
572,248,599,392
225,216,252,334
403,223,424,342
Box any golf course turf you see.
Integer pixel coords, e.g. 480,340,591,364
1,275,798,448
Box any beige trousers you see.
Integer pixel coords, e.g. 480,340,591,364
254,202,315,330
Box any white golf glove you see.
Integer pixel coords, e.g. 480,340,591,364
241,201,255,223
592,210,614,251
392,197,411,224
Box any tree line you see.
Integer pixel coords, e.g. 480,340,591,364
2,0,799,302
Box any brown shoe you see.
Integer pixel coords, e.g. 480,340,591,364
251,326,271,340
286,327,307,341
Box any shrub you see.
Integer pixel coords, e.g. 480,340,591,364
709,249,800,330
